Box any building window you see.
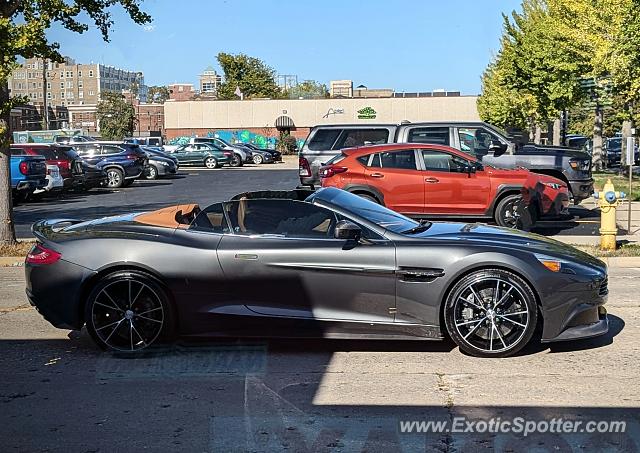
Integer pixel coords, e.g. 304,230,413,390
67,91,74,98
89,70,93,77
60,92,65,98
47,92,51,99
89,90,94,96
78,70,82,77
78,80,83,88
60,82,64,89
78,91,83,99
66,81,73,88
46,82,51,89
60,71,64,78
38,82,42,88
66,71,72,78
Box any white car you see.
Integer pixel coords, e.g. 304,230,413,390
33,164,64,195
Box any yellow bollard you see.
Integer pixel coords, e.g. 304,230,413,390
593,179,626,251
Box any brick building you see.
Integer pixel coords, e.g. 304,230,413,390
168,83,195,101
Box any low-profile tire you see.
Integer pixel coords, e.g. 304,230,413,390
145,165,158,180
204,156,219,169
252,154,264,165
229,154,243,167
494,194,522,229
105,168,124,189
85,271,175,352
355,193,380,204
443,269,538,358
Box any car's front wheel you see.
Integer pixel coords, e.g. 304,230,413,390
252,154,264,165
145,165,158,180
444,269,538,358
85,271,174,352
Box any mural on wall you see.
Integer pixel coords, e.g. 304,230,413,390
167,129,305,149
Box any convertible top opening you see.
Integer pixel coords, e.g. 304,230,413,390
230,189,315,202
134,204,201,228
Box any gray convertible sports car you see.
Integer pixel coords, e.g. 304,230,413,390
25,188,608,357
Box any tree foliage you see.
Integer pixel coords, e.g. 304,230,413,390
286,80,329,99
147,85,170,103
215,52,283,100
96,92,136,140
0,1,150,243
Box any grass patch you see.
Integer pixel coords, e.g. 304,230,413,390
575,243,640,257
593,172,640,201
0,241,35,257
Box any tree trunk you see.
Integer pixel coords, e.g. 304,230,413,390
621,119,633,168
552,118,561,146
0,82,17,245
534,125,542,145
592,106,604,171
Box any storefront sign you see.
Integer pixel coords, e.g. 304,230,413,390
357,107,377,119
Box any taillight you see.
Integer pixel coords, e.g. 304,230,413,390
125,154,137,160
320,165,348,178
223,152,232,156
19,161,29,175
26,244,61,265
57,161,70,171
299,157,311,177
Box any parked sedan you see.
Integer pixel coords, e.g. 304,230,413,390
169,143,232,168
243,144,282,164
26,188,608,357
143,151,177,180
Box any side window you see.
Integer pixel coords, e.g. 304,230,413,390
190,203,229,234
307,129,341,151
458,127,501,154
356,155,370,166
421,149,470,173
407,127,450,146
101,145,123,155
332,129,389,150
224,199,337,238
379,149,417,170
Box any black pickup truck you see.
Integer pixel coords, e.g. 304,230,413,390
298,121,594,204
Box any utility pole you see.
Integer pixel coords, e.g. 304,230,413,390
41,58,49,130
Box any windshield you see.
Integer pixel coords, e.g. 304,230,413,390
309,188,419,234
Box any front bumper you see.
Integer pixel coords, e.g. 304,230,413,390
569,178,594,204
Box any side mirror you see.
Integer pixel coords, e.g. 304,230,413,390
464,164,476,174
489,140,504,151
334,220,362,241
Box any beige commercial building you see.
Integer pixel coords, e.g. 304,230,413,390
164,95,480,142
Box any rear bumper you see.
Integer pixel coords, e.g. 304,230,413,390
25,259,95,330
569,178,594,204
15,178,47,192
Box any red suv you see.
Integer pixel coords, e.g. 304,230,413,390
320,143,570,228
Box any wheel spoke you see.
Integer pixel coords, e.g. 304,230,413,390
493,322,508,349
94,301,123,313
463,317,486,339
96,318,124,331
137,306,162,316
489,321,494,350
468,285,484,306
130,322,147,347
456,318,483,327
497,315,527,328
130,282,145,308
458,295,484,312
494,280,500,307
104,319,124,343
129,320,134,351
135,314,162,323
499,310,528,317
493,286,513,309
101,289,121,311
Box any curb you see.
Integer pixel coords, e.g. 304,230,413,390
0,257,24,267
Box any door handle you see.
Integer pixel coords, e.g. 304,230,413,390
370,173,384,178
425,177,439,183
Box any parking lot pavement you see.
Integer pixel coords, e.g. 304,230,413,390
1,266,638,452
13,165,606,239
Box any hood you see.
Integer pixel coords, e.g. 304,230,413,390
414,222,605,269
517,144,591,160
485,166,529,178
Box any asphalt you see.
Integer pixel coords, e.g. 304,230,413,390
13,163,607,239
1,266,639,452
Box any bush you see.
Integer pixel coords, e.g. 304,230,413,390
276,133,298,155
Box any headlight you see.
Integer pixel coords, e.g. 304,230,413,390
158,161,169,166
569,159,590,171
534,254,563,272
544,182,563,190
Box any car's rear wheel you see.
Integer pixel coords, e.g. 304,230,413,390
204,156,219,169
443,269,538,358
495,194,522,229
145,165,158,180
85,271,174,352
229,154,243,167
252,154,264,165
106,168,124,189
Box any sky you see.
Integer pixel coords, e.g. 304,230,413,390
46,0,523,95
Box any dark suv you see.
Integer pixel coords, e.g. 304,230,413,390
71,142,148,188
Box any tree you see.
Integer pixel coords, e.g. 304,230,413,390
96,92,136,140
147,85,170,103
286,80,329,99
0,1,150,245
215,53,283,100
